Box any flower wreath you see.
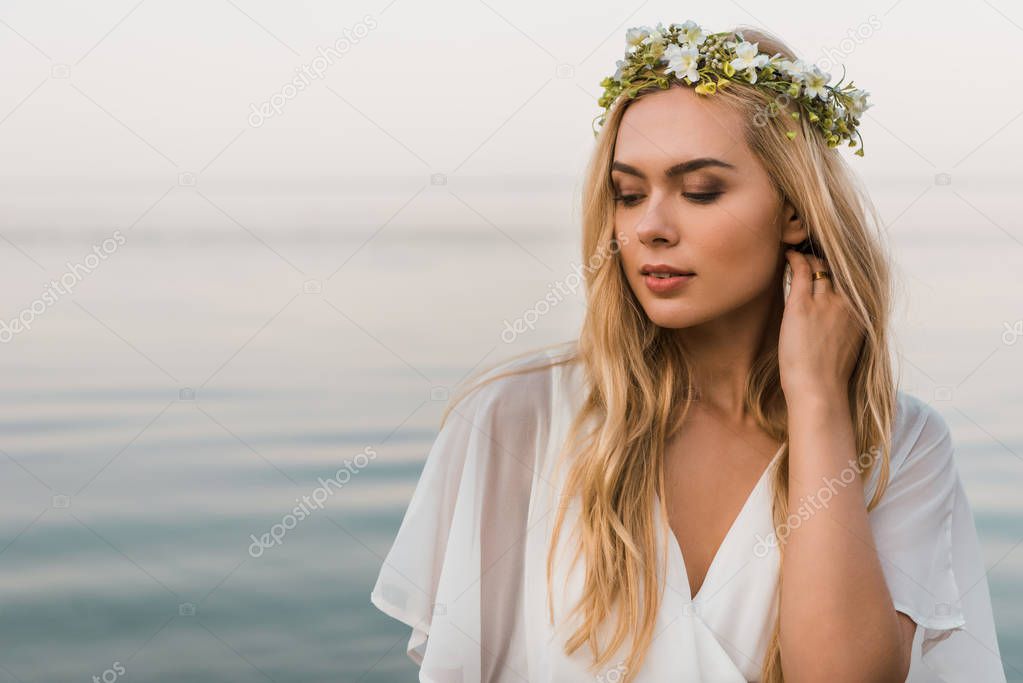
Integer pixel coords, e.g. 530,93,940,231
594,20,872,156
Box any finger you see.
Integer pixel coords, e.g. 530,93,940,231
785,248,812,303
806,254,832,295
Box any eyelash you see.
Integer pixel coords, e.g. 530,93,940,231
612,192,721,207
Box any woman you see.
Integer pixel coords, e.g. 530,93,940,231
371,21,1005,682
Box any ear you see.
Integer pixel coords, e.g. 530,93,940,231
779,196,807,247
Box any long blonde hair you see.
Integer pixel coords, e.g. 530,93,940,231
443,24,898,683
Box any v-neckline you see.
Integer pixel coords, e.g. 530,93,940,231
657,441,786,602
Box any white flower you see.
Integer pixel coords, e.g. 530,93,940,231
729,41,770,72
626,27,651,50
802,66,831,100
643,24,668,46
777,58,811,81
672,20,706,46
613,58,627,81
845,88,871,116
664,43,701,83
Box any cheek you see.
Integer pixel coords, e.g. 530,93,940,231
613,211,636,244
698,223,765,263
616,248,635,285
696,194,779,261
692,215,780,287
616,230,640,264
617,241,647,290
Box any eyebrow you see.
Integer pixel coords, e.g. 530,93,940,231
611,157,736,179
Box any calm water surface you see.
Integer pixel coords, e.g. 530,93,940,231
0,228,1019,681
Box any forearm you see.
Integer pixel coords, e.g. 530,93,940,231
779,390,907,682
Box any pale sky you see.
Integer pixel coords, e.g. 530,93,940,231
0,0,1019,234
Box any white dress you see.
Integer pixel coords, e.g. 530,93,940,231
370,343,1006,682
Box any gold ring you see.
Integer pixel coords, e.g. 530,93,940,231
811,270,831,281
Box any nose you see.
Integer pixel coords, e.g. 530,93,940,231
634,192,680,247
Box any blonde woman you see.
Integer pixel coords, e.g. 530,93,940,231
371,21,1005,683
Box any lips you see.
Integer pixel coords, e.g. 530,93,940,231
642,270,695,293
640,264,695,276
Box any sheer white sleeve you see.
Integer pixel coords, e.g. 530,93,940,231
867,392,1006,682
370,354,555,682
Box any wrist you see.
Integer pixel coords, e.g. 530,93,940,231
784,384,849,416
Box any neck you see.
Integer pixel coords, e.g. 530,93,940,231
675,282,784,421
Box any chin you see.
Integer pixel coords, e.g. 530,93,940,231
640,301,713,329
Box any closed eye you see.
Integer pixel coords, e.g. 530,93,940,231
611,194,643,207
612,192,722,206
